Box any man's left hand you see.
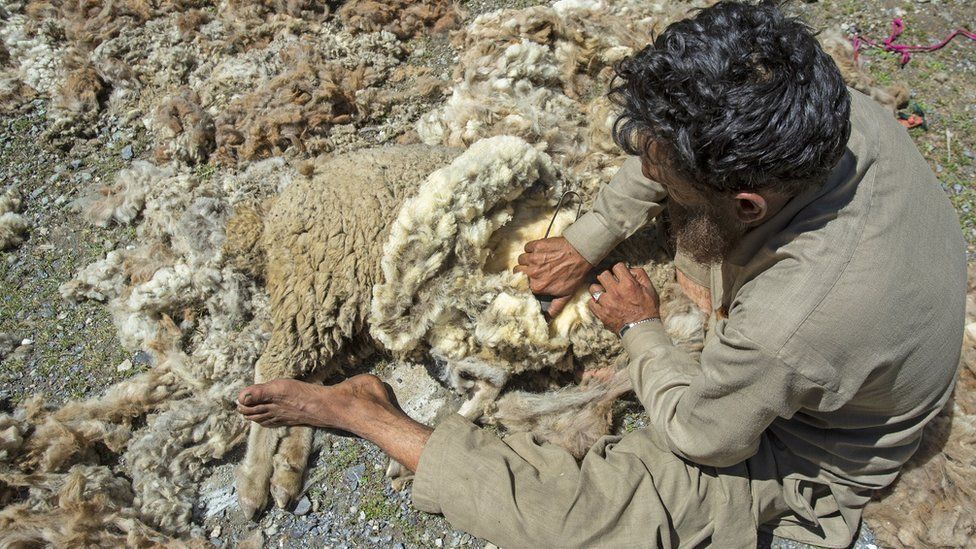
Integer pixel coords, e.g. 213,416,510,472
588,263,661,334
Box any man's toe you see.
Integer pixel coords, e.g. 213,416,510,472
237,383,270,406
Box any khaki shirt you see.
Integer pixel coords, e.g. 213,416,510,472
411,89,965,548
562,89,966,545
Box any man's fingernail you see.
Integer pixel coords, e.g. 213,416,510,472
242,393,252,405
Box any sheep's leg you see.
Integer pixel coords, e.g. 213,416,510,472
457,379,503,420
269,366,331,510
270,425,313,509
385,460,413,491
236,421,283,520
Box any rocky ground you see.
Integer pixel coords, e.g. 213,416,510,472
0,0,973,547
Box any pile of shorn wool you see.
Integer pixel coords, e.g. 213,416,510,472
0,0,968,546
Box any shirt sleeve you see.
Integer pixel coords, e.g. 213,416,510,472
621,319,826,467
562,156,668,265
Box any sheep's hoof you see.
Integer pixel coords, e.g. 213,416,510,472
236,422,279,520
386,458,414,491
271,425,314,510
271,483,293,510
238,492,266,522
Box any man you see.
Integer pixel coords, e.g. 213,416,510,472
235,2,966,547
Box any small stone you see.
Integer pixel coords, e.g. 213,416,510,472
265,524,278,536
132,350,153,365
117,359,133,372
79,171,92,182
210,526,221,538
293,496,311,516
344,463,365,490
933,72,949,83
69,159,82,169
435,538,443,547
21,338,33,346
121,145,133,160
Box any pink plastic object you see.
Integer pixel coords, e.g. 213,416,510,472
851,18,976,65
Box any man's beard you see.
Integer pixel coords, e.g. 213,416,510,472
668,200,747,264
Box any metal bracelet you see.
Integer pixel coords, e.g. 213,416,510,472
618,317,662,338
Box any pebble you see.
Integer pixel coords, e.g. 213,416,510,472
210,526,221,538
121,145,133,160
293,496,311,516
117,359,133,372
132,350,153,365
344,464,365,491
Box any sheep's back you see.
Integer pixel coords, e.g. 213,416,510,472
257,145,460,378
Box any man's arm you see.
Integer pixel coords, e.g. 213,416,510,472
622,320,825,466
563,156,668,265
588,264,826,467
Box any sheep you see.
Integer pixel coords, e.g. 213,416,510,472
228,135,705,517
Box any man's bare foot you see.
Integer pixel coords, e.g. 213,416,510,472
236,374,394,432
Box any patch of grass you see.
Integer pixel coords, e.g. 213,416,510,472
195,162,219,181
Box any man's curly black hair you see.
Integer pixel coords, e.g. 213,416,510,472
609,0,851,195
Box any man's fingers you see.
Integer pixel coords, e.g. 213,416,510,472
546,295,573,318
517,252,532,266
589,283,604,296
587,295,606,316
513,264,531,277
596,269,618,290
630,267,653,288
612,263,636,286
524,239,540,253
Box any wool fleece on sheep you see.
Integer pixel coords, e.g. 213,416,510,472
230,135,706,517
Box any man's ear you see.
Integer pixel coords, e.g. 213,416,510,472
732,192,768,224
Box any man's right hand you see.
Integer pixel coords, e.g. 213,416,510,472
514,237,592,317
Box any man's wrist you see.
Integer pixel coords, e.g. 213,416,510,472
618,317,662,338
562,212,621,266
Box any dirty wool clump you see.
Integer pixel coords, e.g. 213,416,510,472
1,157,288,542
2,0,452,158
0,186,28,250
336,0,460,39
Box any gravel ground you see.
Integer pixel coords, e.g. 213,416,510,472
1,0,973,546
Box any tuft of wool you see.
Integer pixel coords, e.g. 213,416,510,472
0,187,28,250
491,367,633,459
73,160,174,228
151,88,215,165
46,50,107,137
336,0,460,39
212,51,365,165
